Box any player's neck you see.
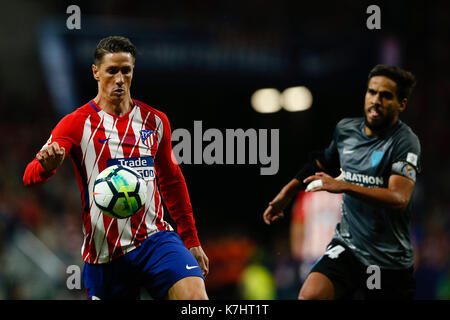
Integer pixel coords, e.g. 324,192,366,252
94,95,133,117
364,119,399,137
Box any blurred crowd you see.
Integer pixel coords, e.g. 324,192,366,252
0,89,448,300
0,0,449,300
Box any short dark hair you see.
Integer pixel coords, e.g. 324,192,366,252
368,65,417,101
94,36,137,66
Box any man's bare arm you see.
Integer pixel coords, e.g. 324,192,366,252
303,172,415,210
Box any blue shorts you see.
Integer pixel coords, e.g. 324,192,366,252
83,231,204,300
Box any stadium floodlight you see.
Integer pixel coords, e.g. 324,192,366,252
251,88,282,114
280,86,313,112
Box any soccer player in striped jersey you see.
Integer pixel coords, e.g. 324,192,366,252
23,36,209,300
263,65,420,299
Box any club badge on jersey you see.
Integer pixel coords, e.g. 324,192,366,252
140,129,155,148
371,150,385,167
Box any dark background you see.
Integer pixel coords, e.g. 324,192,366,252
0,0,448,300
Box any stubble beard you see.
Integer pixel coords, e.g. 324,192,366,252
364,110,396,133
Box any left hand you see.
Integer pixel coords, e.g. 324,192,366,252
303,172,346,193
189,246,209,277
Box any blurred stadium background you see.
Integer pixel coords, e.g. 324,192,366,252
0,0,448,299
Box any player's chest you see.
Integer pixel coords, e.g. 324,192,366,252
337,137,394,186
80,115,161,181
93,126,158,156
84,114,160,156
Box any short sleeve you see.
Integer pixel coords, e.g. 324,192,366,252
323,121,342,175
390,130,421,181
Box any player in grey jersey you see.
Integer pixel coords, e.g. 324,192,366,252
263,65,420,299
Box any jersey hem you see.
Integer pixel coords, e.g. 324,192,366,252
83,229,163,264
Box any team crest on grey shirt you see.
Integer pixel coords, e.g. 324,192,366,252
371,150,384,167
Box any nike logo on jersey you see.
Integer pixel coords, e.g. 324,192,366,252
99,138,111,144
186,264,199,270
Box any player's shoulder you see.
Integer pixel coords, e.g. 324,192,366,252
56,102,95,126
394,120,421,148
334,118,364,137
63,101,98,120
50,102,96,142
134,99,169,122
336,117,364,129
397,120,419,139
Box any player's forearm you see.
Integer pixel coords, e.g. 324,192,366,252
281,178,303,199
23,158,56,187
267,179,302,213
159,170,200,247
175,214,200,248
162,194,200,248
341,181,410,210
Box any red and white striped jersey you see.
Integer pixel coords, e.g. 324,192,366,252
291,191,342,261
23,99,200,264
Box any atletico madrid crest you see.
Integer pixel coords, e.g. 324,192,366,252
140,129,155,148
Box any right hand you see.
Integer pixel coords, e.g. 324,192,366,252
263,179,301,225
263,192,292,225
189,245,210,277
36,142,65,172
